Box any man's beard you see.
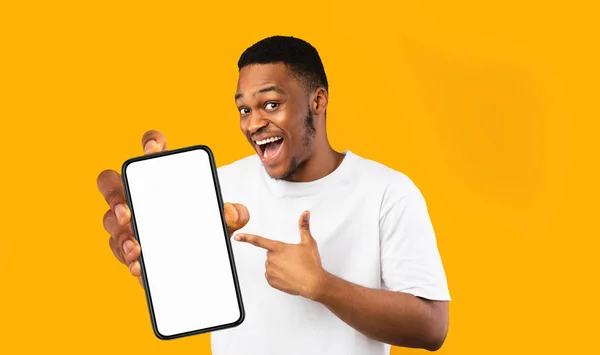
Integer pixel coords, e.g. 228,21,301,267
276,108,315,182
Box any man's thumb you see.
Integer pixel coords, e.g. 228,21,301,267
298,210,313,244
224,203,250,236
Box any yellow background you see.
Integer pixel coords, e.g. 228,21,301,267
1,1,598,354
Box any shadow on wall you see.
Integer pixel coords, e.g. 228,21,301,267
397,37,549,208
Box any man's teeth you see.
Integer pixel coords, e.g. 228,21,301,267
256,136,283,159
256,136,282,145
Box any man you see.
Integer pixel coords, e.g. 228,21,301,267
97,36,451,354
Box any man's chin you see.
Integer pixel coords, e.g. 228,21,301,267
262,162,292,181
263,165,285,180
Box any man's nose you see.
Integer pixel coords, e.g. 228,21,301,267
247,111,269,134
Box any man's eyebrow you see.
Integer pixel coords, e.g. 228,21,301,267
235,85,285,101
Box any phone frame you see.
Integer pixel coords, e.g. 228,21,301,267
121,144,245,340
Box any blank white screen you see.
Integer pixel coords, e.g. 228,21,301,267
125,148,241,337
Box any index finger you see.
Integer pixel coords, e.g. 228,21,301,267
234,233,282,251
97,169,126,210
142,130,168,155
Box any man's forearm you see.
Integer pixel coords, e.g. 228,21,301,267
310,271,449,351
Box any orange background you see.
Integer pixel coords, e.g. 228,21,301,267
1,1,598,354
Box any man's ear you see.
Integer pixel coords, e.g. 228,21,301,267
311,87,328,115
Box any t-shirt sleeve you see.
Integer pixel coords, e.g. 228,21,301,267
379,182,451,301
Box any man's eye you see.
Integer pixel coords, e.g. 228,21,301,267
239,108,250,115
265,102,279,111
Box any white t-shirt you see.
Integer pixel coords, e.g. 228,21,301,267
211,150,450,355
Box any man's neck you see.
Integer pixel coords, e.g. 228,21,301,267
286,143,345,183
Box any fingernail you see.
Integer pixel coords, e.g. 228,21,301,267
144,140,159,154
234,234,242,241
304,211,310,222
115,204,125,222
123,240,134,255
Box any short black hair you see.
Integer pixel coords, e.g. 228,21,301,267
237,35,328,94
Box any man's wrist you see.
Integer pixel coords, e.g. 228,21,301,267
306,268,335,303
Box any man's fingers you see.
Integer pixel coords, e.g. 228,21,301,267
103,207,139,256
103,209,131,236
109,237,126,264
122,239,141,262
97,170,130,225
234,233,282,251
223,203,250,236
110,237,143,285
142,130,168,155
129,260,142,277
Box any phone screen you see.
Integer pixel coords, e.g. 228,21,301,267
122,145,244,339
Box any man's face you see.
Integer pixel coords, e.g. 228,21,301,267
235,63,316,180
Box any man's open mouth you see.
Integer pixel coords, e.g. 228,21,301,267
255,136,284,160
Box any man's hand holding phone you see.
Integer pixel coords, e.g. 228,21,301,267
96,130,250,287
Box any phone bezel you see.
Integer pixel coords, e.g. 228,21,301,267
121,144,245,340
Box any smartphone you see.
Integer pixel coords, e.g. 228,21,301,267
121,145,244,340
